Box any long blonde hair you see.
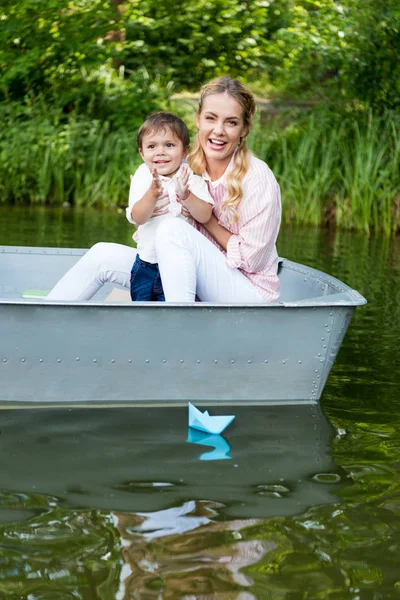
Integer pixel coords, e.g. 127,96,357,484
188,76,256,221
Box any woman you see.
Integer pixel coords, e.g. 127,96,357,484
47,76,281,303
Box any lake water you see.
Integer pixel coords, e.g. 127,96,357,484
1,206,400,599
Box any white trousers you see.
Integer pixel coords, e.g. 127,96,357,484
47,219,263,303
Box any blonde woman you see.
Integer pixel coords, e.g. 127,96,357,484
48,76,281,303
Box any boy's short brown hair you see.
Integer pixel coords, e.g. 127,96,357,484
137,112,190,150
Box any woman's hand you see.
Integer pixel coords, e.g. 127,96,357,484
173,166,212,223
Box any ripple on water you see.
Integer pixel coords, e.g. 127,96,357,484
113,481,177,493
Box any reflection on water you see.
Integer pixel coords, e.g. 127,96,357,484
1,207,400,597
0,405,340,597
0,405,338,518
187,429,232,461
112,503,273,599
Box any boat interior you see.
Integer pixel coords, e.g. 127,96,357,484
0,245,365,306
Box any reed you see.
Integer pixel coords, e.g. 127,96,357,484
0,104,141,207
253,109,400,234
1,102,399,234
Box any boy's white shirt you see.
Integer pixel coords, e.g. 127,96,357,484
125,162,214,264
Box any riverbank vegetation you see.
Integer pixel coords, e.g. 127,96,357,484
1,0,399,234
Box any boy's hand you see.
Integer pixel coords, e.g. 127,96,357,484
173,165,190,202
150,168,163,199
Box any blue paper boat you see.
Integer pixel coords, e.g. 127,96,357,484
188,402,235,435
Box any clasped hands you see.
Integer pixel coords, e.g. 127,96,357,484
149,165,191,218
150,165,190,204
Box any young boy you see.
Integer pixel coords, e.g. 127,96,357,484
126,112,214,301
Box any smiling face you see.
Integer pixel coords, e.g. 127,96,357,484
196,92,249,178
139,127,188,177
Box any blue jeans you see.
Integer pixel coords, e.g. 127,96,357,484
130,255,165,301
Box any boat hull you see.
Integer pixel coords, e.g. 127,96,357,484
0,245,366,404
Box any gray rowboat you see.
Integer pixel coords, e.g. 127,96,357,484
0,245,366,405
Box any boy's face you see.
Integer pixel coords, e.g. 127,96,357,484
139,128,188,177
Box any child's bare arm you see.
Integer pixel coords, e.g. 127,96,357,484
174,166,213,224
131,170,162,225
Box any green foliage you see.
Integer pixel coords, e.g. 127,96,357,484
1,102,399,235
266,1,350,96
267,0,400,110
121,0,273,89
346,0,400,110
1,0,399,228
0,0,170,129
1,0,399,112
0,0,116,98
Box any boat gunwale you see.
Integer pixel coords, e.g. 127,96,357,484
0,398,318,409
0,297,366,308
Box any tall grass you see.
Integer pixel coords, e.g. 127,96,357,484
252,109,400,235
1,102,399,234
0,103,141,207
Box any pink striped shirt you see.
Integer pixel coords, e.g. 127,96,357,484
198,153,281,301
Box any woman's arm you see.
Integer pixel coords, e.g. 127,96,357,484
204,162,281,272
182,193,213,224
201,214,232,250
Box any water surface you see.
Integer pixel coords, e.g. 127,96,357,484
0,206,400,598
